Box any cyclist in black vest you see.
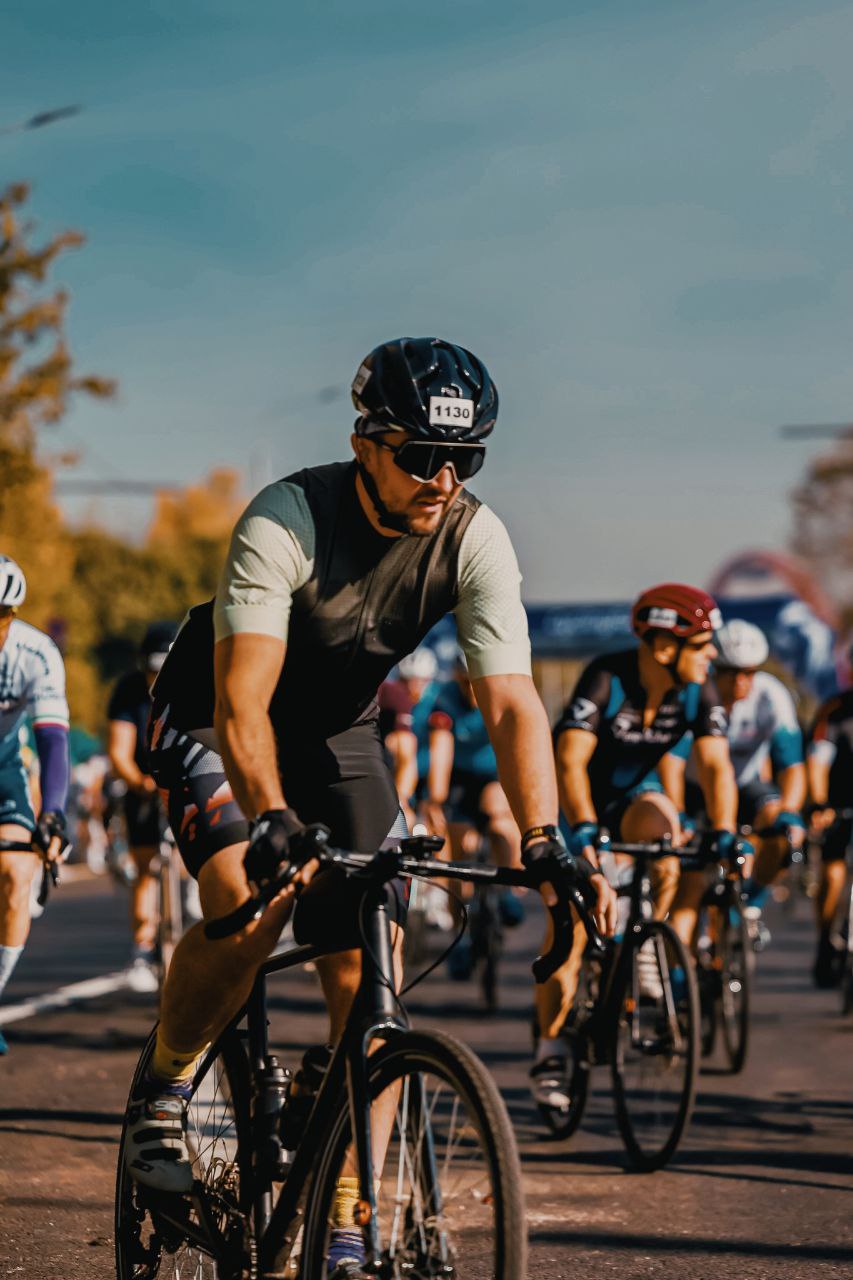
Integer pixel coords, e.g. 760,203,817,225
124,337,615,1277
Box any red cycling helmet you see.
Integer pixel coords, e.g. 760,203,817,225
632,583,722,642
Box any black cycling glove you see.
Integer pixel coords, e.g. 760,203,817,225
699,829,752,864
244,808,306,892
37,810,69,856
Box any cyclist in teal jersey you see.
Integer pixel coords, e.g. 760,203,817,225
0,557,70,1054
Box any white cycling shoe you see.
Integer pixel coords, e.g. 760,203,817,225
636,939,664,1000
125,1092,194,1194
529,1055,571,1112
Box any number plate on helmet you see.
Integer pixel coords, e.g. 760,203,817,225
429,396,474,426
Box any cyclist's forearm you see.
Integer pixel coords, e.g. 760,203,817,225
777,763,806,814
214,703,286,819
108,749,148,791
557,765,596,827
483,692,558,832
703,760,738,829
807,758,830,806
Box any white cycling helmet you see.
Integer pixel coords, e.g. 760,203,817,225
398,646,439,681
715,619,769,670
0,556,26,608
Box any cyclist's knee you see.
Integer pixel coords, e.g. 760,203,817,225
0,852,36,909
621,793,679,843
196,843,288,957
130,845,159,875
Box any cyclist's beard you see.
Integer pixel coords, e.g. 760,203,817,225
356,462,444,536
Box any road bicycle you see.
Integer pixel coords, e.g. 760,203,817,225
695,839,753,1073
534,834,701,1172
809,807,853,1014
115,829,601,1278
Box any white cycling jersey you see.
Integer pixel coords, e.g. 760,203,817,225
678,671,802,785
0,619,69,746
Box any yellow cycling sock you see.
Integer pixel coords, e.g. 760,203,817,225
150,1031,209,1085
331,1176,361,1229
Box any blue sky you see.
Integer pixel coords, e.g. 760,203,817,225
3,0,852,599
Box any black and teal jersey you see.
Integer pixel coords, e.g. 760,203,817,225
554,648,728,813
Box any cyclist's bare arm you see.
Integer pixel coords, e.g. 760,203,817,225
807,755,834,828
658,751,686,812
213,633,287,819
427,726,454,805
473,674,558,835
778,762,807,814
554,727,597,827
423,725,453,837
390,728,418,807
693,736,737,829
108,720,154,793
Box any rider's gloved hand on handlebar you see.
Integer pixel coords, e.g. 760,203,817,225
244,808,307,893
521,824,617,937
699,828,753,867
37,810,70,863
763,810,804,838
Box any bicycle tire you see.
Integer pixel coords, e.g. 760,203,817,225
610,921,700,1172
299,1028,526,1280
841,884,853,1016
698,962,717,1059
471,886,502,1013
115,1027,253,1280
718,905,751,1073
539,1032,590,1141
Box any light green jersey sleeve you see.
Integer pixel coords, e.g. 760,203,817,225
454,505,532,680
213,481,316,643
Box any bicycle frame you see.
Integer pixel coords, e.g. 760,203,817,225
134,839,603,1276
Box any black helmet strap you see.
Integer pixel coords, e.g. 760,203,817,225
355,460,410,535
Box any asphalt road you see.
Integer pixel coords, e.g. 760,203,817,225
0,874,851,1279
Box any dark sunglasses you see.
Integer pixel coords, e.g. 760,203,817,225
715,665,757,677
379,439,486,482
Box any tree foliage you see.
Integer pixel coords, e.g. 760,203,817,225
0,184,242,731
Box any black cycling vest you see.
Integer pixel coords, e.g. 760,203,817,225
153,461,480,740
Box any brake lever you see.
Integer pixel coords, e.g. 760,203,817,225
204,860,303,940
531,872,606,984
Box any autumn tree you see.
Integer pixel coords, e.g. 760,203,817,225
0,182,114,630
0,185,243,732
791,431,853,621
147,466,244,601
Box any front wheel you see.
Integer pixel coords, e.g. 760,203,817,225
717,903,752,1073
610,922,700,1172
115,1029,252,1280
300,1028,526,1279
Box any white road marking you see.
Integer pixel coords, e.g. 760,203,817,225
0,970,133,1026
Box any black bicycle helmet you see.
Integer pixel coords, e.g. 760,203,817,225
140,620,179,671
352,337,498,442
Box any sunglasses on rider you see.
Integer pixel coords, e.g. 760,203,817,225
378,439,486,483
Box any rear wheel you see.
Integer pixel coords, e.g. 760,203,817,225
300,1028,526,1279
840,885,853,1015
115,1029,252,1279
537,1030,590,1141
610,922,699,1171
470,887,502,1013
